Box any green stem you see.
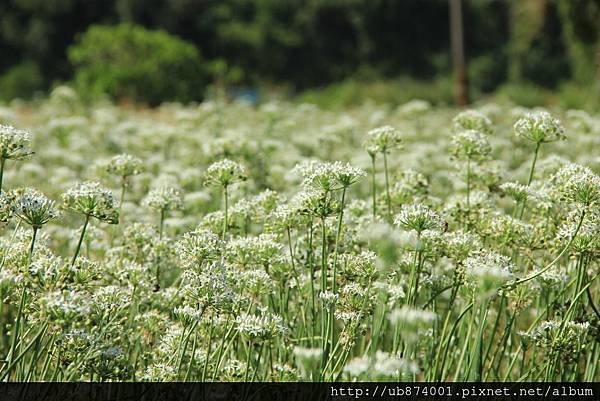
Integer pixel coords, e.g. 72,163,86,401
223,185,229,240
159,209,165,239
0,158,5,193
383,152,391,221
28,227,38,265
71,214,90,266
526,142,541,186
119,179,127,220
519,141,541,219
332,187,346,294
466,158,471,212
370,155,377,220
202,323,214,381
320,217,328,365
307,220,315,346
243,342,253,382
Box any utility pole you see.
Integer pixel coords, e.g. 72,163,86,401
450,0,468,106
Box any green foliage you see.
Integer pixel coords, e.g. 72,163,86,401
0,62,44,101
468,54,507,96
495,82,554,108
557,82,600,112
297,77,454,109
0,0,598,104
68,24,206,104
556,0,600,85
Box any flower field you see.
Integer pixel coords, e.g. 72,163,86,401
0,88,598,382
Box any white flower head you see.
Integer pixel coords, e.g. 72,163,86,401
0,124,33,161
514,111,565,143
453,109,493,134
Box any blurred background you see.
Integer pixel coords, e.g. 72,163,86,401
0,0,598,109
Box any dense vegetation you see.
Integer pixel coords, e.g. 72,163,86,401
0,90,598,381
1,0,599,105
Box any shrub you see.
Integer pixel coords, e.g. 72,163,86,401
68,23,206,104
0,61,44,101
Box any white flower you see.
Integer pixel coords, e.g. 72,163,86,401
0,124,33,161
12,188,58,228
364,125,402,155
451,129,491,161
204,159,247,187
105,153,144,178
514,111,565,143
62,181,119,223
464,250,514,293
553,163,600,207
394,203,445,233
452,110,493,134
236,311,287,340
175,228,222,269
143,185,183,211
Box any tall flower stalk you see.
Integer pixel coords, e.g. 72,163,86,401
364,126,401,221
204,159,247,239
62,181,119,266
105,153,144,222
143,185,183,288
514,111,565,218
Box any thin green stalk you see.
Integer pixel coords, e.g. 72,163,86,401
119,179,127,216
436,302,473,380
0,220,21,272
222,185,229,239
28,227,38,264
329,186,347,375
466,158,471,212
519,141,540,219
307,220,316,346
320,217,328,368
250,342,265,382
453,302,476,380
243,342,253,382
211,321,237,381
332,187,346,294
202,323,215,381
159,209,166,239
370,155,377,219
0,158,5,193
71,214,90,266
511,210,585,286
1,323,47,381
4,287,28,379
382,152,391,221
469,301,489,381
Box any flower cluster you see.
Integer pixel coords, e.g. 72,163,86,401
0,124,33,161
12,188,58,228
464,250,514,293
452,110,493,134
514,111,565,143
553,163,600,207
344,351,418,380
450,129,491,161
105,153,144,178
204,159,247,188
175,228,222,269
143,186,184,212
295,160,365,191
62,181,119,223
394,203,445,233
236,310,287,341
364,125,402,155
